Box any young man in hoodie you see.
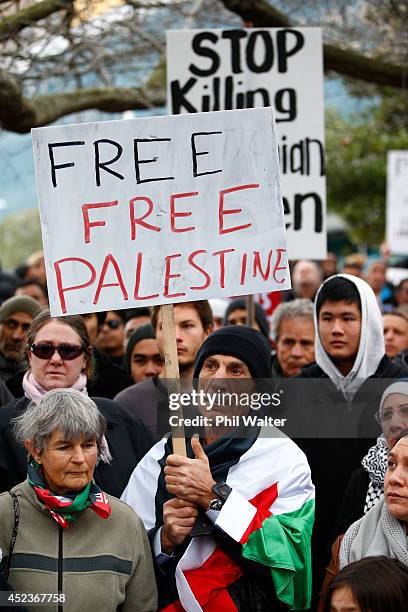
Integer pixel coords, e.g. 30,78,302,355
290,274,408,600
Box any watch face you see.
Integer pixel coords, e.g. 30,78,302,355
209,498,224,511
212,481,232,500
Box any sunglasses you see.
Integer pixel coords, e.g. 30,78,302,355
104,319,122,330
30,343,85,361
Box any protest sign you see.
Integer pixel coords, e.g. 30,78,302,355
32,107,290,317
167,28,327,260
387,151,408,255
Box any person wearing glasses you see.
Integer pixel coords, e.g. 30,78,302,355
0,388,157,612
333,381,408,540
95,310,127,366
0,309,154,496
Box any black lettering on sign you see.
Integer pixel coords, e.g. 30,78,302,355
190,32,220,77
48,141,85,188
276,29,305,73
246,31,274,73
221,30,247,74
94,139,124,187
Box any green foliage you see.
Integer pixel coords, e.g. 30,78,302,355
326,105,408,246
0,207,42,270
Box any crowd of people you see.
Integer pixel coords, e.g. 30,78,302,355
0,248,408,611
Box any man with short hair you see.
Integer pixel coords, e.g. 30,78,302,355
14,279,48,306
123,308,152,346
122,326,315,611
0,296,42,386
224,298,270,338
293,274,408,600
291,260,322,301
270,299,315,378
115,301,213,439
383,311,408,359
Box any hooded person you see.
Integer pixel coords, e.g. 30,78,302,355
121,326,315,612
289,274,408,602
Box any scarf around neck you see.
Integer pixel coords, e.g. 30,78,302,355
314,273,385,402
23,371,88,404
340,498,408,569
28,459,111,529
361,435,388,513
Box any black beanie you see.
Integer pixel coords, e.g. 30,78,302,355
223,298,270,339
193,326,272,380
125,324,156,372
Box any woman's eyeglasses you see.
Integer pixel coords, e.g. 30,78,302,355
30,343,85,361
375,405,408,424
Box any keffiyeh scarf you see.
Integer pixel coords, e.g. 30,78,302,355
28,460,111,529
361,436,388,513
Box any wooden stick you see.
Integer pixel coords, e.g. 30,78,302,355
246,294,255,328
160,304,186,456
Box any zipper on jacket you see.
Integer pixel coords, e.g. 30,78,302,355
58,526,63,612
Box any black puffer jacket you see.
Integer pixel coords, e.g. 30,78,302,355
0,396,154,497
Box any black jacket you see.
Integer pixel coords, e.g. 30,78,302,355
0,396,154,498
87,349,134,399
333,467,369,539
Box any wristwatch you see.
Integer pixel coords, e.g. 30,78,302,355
207,481,232,511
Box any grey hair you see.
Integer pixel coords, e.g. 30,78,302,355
13,388,111,464
270,299,314,341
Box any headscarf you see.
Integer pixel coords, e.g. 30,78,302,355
314,273,384,401
379,381,408,411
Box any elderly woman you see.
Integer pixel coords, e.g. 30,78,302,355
333,381,408,538
339,430,408,568
0,389,157,611
0,309,153,496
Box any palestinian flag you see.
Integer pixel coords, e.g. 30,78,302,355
122,427,315,611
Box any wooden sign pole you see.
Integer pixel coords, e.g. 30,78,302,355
246,295,255,328
160,304,186,456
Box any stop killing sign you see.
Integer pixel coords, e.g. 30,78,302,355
32,107,291,453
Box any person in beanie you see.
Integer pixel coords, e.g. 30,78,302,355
0,296,42,386
124,324,163,384
122,326,315,611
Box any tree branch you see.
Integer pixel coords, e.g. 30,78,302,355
0,70,165,132
0,0,73,42
221,0,408,88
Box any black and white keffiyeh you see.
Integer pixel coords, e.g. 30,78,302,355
361,436,388,513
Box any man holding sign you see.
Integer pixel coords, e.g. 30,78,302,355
122,326,314,611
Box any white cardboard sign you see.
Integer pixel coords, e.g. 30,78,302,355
167,28,327,260
387,151,408,255
32,107,290,316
